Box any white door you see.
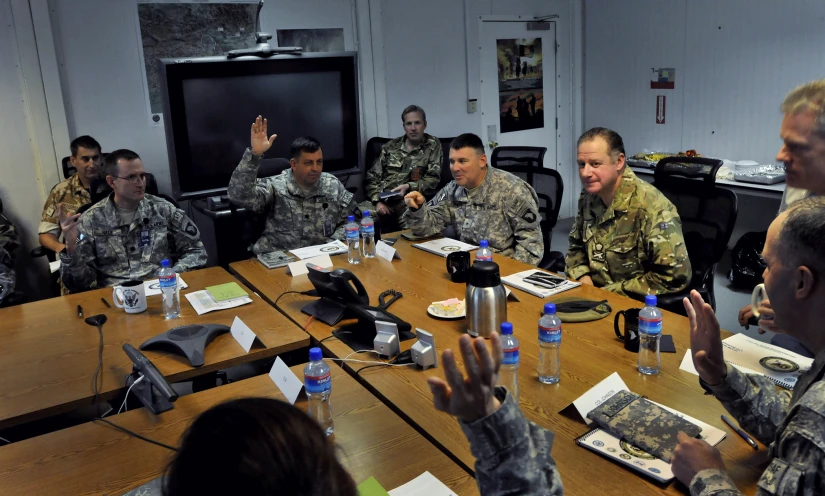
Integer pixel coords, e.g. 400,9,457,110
479,17,556,167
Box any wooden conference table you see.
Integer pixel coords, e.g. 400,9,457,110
231,238,767,495
0,266,309,429
0,363,478,495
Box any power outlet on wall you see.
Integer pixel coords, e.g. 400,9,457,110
467,99,477,113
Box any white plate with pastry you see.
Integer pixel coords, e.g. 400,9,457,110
427,298,466,319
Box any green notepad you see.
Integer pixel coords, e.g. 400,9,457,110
205,282,248,302
357,477,389,496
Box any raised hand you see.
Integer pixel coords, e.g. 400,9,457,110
683,290,727,386
250,115,277,156
58,204,81,254
427,332,503,423
404,191,425,209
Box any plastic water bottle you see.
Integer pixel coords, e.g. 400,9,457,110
304,347,334,436
537,303,562,384
638,295,663,375
476,239,493,262
345,215,361,265
498,322,520,403
360,210,376,258
159,259,180,319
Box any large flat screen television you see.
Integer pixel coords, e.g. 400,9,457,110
159,52,360,201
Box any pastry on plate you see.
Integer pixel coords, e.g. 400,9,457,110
430,298,465,317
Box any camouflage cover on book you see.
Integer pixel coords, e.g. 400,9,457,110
585,390,701,462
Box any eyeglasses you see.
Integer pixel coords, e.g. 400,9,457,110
112,173,148,184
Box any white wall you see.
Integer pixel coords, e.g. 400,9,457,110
379,0,580,217
1,0,63,296
584,0,825,164
50,0,359,195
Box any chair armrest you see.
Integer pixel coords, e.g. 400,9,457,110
30,246,49,258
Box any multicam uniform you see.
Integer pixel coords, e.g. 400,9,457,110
39,173,91,240
363,134,442,227
566,167,691,298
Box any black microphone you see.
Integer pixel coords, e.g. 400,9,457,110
123,343,178,402
143,218,150,225
322,203,329,209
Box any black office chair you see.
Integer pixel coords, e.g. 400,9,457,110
495,163,565,272
434,137,456,197
364,137,392,172
491,146,547,169
651,157,738,315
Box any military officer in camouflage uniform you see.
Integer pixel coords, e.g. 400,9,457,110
363,105,442,228
228,116,356,255
404,133,543,265
38,135,103,254
429,332,563,494
0,208,19,305
59,149,207,292
738,80,825,357
566,128,691,299
675,197,825,495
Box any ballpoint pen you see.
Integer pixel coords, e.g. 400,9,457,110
101,297,111,308
721,415,758,450
77,304,83,317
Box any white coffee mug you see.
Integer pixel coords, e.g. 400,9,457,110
113,280,148,314
751,283,767,319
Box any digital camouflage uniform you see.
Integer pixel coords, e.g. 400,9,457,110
693,348,825,495
0,211,19,304
406,166,544,265
59,193,207,292
39,173,91,239
228,148,356,255
566,167,691,298
461,387,564,495
363,134,443,228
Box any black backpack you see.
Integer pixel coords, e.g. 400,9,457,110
728,231,767,289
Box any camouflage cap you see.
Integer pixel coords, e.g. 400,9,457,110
549,296,612,322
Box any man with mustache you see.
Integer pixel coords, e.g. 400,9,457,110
228,116,356,254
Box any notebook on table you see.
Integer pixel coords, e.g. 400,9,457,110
412,238,478,257
576,400,726,483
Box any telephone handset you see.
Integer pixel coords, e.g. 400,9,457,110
306,264,369,306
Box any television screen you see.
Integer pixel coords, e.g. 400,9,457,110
159,52,360,200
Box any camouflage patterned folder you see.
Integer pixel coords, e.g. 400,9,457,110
585,390,702,462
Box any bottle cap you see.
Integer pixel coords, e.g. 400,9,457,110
479,239,489,248
500,322,513,335
645,295,658,307
309,347,323,361
347,215,354,222
363,210,371,217
544,303,556,315
161,259,171,267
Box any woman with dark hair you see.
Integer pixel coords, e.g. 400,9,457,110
163,397,356,496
